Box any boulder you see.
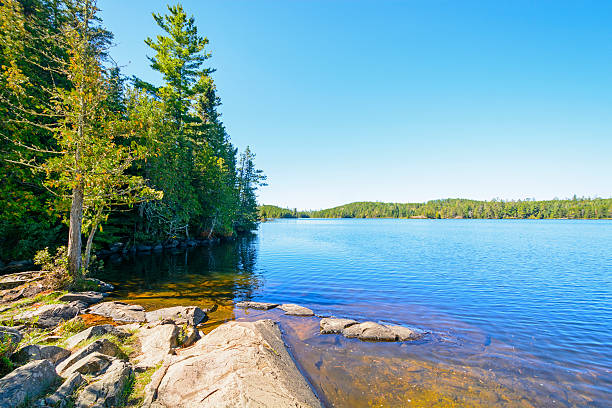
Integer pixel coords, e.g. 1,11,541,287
61,352,114,378
143,319,322,408
0,359,60,407
342,321,397,341
74,359,132,408
12,344,70,365
1,281,46,303
385,324,426,341
136,244,152,252
279,303,314,316
182,326,200,347
145,306,207,326
15,302,82,329
319,318,358,334
0,325,22,353
64,324,129,349
85,278,114,292
87,301,146,323
59,291,105,305
56,338,123,376
135,323,180,369
0,260,34,274
44,372,85,407
235,301,279,310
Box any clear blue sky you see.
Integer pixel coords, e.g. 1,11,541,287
100,0,612,210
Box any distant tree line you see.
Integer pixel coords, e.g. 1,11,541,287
0,1,265,271
260,198,612,220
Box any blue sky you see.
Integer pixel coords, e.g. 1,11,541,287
100,0,612,209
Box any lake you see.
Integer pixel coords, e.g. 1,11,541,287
99,219,612,407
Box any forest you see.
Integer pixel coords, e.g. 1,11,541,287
260,198,612,220
0,0,265,271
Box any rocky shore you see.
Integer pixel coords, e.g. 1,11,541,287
0,272,426,407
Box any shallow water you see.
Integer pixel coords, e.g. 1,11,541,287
99,219,612,407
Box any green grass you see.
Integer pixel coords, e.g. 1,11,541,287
123,364,161,407
0,291,66,324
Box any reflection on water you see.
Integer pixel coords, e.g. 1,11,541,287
98,220,612,407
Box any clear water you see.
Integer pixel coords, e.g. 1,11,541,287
99,219,612,407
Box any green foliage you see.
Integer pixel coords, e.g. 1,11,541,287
258,205,310,219
297,198,612,219
34,246,71,289
0,334,15,377
0,1,264,264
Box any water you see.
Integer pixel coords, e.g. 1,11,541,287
99,219,612,407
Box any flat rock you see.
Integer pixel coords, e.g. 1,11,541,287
342,321,397,341
64,324,129,349
45,372,84,406
12,344,70,365
56,338,123,377
235,301,279,310
144,319,322,408
0,325,22,352
135,323,179,369
87,301,146,323
320,318,358,334
0,359,60,407
145,306,207,326
15,302,82,329
59,291,105,305
279,303,315,316
385,324,426,341
74,359,132,408
0,271,43,290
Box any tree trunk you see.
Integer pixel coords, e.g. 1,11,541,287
83,220,99,272
67,183,84,277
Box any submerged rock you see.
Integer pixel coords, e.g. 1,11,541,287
319,318,358,334
342,321,397,341
279,303,315,316
144,319,322,407
0,359,59,407
12,344,70,365
87,301,146,323
385,324,426,341
74,359,132,408
145,306,207,326
235,300,279,310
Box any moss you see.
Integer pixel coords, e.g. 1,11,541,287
123,364,161,407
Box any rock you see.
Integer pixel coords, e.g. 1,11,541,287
235,300,279,310
319,318,358,334
1,280,46,303
109,242,124,253
181,326,200,347
145,306,207,326
163,239,179,248
135,323,179,369
87,301,146,323
74,359,132,408
59,291,105,305
0,326,22,353
143,319,322,408
279,303,314,316
61,352,114,378
185,239,198,247
385,324,426,341
64,324,129,349
56,338,123,376
12,344,70,365
152,243,164,251
342,321,397,341
45,372,84,407
15,302,81,329
84,278,114,292
0,360,60,407
136,244,152,252
0,271,43,290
